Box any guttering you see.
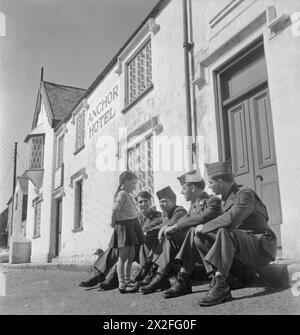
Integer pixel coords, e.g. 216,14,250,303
182,0,193,171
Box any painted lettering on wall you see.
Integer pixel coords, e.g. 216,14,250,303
88,84,119,139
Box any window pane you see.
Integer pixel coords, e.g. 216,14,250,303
74,180,83,229
57,136,64,167
76,111,85,150
127,40,152,105
34,202,41,236
127,136,154,197
30,136,44,169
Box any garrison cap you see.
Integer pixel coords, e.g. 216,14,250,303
177,169,203,185
205,159,232,176
137,191,152,200
156,186,176,201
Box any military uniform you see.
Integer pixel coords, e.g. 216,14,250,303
194,183,277,276
137,209,163,267
151,204,188,271
174,192,222,272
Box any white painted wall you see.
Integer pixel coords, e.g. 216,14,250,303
26,101,54,262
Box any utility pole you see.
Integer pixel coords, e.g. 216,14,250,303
10,142,17,235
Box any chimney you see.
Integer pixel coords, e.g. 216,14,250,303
40,67,44,82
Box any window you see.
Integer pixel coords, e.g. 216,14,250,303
75,110,85,152
57,136,64,168
22,195,28,222
127,136,154,196
34,201,41,237
29,136,44,169
74,179,83,230
127,40,152,105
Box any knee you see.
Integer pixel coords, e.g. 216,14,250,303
216,227,233,236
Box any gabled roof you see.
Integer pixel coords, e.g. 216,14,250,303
31,81,85,130
43,81,85,122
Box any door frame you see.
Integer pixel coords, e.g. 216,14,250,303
214,38,268,161
54,197,63,257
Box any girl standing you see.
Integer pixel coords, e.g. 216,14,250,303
109,171,144,293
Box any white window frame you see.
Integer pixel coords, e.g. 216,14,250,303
33,200,42,238
125,38,153,107
29,135,44,170
127,133,154,198
75,109,85,153
73,178,83,231
56,135,64,169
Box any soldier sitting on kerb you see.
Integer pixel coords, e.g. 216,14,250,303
140,173,222,295
138,186,188,293
176,160,277,307
79,191,162,291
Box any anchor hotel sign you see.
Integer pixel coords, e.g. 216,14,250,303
87,84,119,139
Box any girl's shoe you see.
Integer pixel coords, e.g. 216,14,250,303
118,283,127,294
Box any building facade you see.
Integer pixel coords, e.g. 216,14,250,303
24,0,300,263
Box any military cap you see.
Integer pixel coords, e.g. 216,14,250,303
205,159,232,176
156,186,176,200
137,191,152,200
177,169,203,185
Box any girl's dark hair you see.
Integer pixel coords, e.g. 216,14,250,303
114,171,138,199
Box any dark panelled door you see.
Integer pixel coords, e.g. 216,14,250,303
227,88,282,245
55,199,62,257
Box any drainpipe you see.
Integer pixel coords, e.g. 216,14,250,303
182,0,193,171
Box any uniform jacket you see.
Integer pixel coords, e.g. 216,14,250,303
201,183,277,259
175,192,222,231
139,209,163,234
163,205,188,227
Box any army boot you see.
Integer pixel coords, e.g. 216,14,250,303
133,262,152,283
79,271,105,287
198,274,232,306
137,264,157,287
140,273,171,294
163,272,192,299
99,267,118,291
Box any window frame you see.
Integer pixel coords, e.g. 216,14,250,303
124,38,153,108
75,109,86,154
127,134,154,198
33,200,42,238
56,135,64,169
28,135,45,170
73,178,84,232
22,194,28,222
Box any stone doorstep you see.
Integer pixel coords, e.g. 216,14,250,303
1,260,300,289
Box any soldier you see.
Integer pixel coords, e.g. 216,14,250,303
192,160,277,306
79,191,162,290
133,191,164,282
161,170,222,298
140,185,188,294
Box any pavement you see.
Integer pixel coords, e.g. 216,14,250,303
0,263,300,315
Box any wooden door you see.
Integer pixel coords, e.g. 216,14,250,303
228,89,282,245
55,199,62,257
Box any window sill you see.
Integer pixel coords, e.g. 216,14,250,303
72,227,83,233
74,145,85,156
32,234,41,239
121,84,153,114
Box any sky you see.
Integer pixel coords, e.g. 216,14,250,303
0,0,159,212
